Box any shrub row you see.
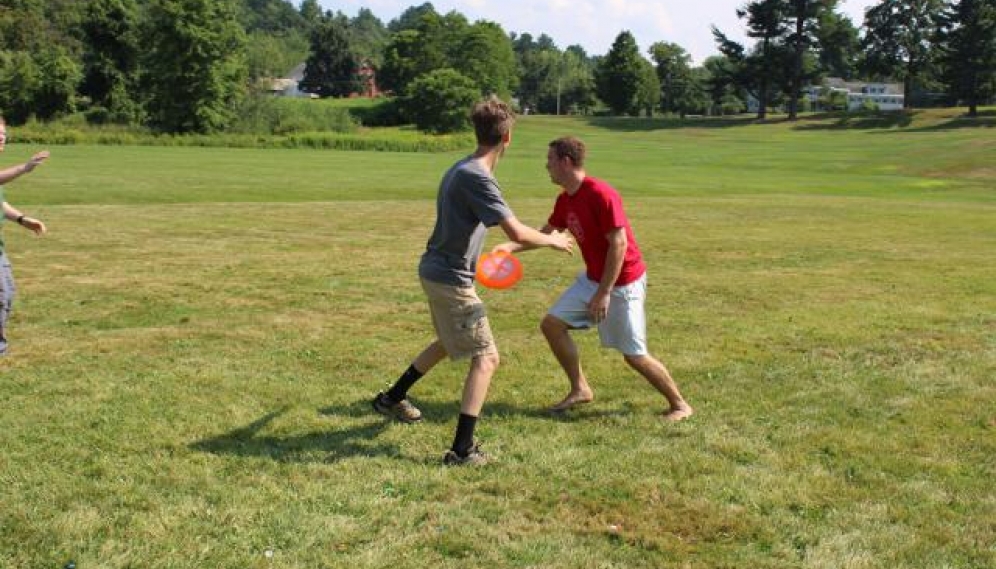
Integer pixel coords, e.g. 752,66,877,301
10,127,472,153
7,96,471,153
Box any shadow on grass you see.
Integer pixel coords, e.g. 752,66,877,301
320,397,632,423
189,404,399,464
190,398,635,464
577,109,995,133
793,109,996,132
791,111,915,130
896,109,996,132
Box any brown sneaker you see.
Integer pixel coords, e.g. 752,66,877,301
372,392,422,423
443,444,488,466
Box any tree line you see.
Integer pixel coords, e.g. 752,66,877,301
1,0,993,135
713,0,996,119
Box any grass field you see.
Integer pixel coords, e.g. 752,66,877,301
1,109,993,568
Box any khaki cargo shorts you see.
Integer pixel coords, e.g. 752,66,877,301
421,278,497,360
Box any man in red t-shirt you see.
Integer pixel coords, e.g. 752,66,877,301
495,136,692,421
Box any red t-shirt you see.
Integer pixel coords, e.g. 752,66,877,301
548,177,646,286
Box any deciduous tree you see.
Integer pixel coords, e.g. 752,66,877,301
142,0,248,133
649,41,694,116
453,21,518,98
79,0,141,123
300,13,361,98
861,0,945,108
403,68,479,133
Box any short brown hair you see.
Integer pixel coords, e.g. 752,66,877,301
548,136,586,167
471,96,515,146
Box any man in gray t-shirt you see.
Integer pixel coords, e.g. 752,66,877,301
372,97,573,466
419,157,512,286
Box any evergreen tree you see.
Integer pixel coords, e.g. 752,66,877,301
703,55,746,115
595,31,644,115
784,0,836,119
740,0,789,119
713,0,790,119
935,0,996,116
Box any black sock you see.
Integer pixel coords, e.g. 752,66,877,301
385,364,423,403
451,413,478,456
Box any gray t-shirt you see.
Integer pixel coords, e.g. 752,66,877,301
419,157,513,286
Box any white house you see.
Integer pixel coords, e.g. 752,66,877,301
267,63,311,98
745,78,906,113
809,78,905,111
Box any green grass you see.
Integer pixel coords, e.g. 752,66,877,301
0,109,993,568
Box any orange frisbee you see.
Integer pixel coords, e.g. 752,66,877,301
476,251,523,289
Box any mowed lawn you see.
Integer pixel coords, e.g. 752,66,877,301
1,110,993,568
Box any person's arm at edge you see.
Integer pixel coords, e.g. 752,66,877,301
0,151,50,185
2,201,46,235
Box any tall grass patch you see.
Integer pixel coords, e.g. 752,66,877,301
230,95,357,135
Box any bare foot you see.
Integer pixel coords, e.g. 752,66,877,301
662,404,694,422
548,390,594,412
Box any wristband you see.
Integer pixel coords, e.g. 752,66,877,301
16,215,26,225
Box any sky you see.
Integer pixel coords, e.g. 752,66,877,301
318,0,877,65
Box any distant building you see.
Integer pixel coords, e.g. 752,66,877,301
745,78,905,113
807,78,905,111
355,61,380,98
269,61,381,99
267,63,310,98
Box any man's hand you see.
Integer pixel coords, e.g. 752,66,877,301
19,216,46,236
548,230,574,255
491,242,517,254
23,150,50,173
588,290,610,323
